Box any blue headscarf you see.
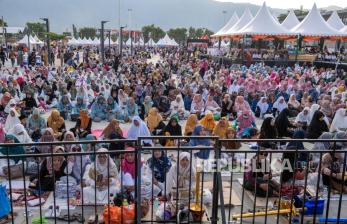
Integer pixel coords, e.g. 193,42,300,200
190,125,211,160
147,151,172,183
189,125,211,147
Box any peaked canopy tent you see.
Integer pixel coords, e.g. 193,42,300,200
224,8,253,38
146,38,157,47
234,2,293,39
291,4,345,39
137,38,145,46
327,11,345,31
33,35,44,45
281,10,300,30
125,38,132,46
157,34,176,46
67,37,79,46
17,35,42,45
170,38,179,47
211,12,239,38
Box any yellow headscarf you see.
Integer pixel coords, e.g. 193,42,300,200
146,108,162,132
47,109,65,133
199,112,216,131
213,117,230,138
184,114,198,136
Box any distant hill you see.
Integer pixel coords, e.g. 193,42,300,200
321,5,344,11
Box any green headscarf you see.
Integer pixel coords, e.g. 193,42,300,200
0,134,25,163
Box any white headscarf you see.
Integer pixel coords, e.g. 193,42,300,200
309,104,320,122
330,108,347,132
9,123,32,144
256,97,269,115
295,107,311,124
4,99,17,114
273,96,287,113
95,148,118,178
127,116,152,144
165,152,195,196
170,95,185,111
5,108,21,132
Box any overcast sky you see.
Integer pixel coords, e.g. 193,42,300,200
215,0,347,9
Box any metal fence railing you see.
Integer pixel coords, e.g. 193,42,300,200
0,137,346,224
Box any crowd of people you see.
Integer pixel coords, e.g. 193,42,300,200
0,44,347,218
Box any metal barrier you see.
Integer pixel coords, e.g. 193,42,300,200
0,137,346,224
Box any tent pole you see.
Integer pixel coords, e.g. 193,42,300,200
241,35,245,65
295,34,299,63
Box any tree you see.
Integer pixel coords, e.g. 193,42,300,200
0,18,7,27
25,22,46,39
142,24,165,43
188,27,213,39
79,27,97,39
72,24,78,38
111,34,117,42
47,32,65,41
167,28,187,45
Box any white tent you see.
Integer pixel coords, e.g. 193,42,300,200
327,11,345,30
92,38,100,45
125,38,132,46
170,38,179,47
212,12,239,37
281,10,300,30
137,38,145,46
67,37,79,46
291,4,344,37
17,35,38,45
146,38,156,47
75,37,83,45
236,2,292,36
341,26,347,33
157,34,176,46
224,8,253,36
33,35,44,45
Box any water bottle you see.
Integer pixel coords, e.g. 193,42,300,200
322,186,328,199
153,197,159,210
123,199,129,206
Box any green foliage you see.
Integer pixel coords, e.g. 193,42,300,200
188,27,213,39
141,24,165,43
167,28,187,45
111,34,117,42
0,18,7,27
79,27,97,39
47,32,65,40
72,24,78,38
25,22,46,39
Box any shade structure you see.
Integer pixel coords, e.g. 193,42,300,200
235,2,292,36
224,8,253,36
92,38,100,45
327,11,345,30
341,26,347,33
125,38,132,46
212,12,239,37
157,34,173,46
137,38,145,46
67,37,79,46
146,38,156,47
17,35,41,45
291,4,345,37
170,38,179,46
32,35,44,45
281,10,300,30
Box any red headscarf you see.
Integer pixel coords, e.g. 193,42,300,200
121,147,136,178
